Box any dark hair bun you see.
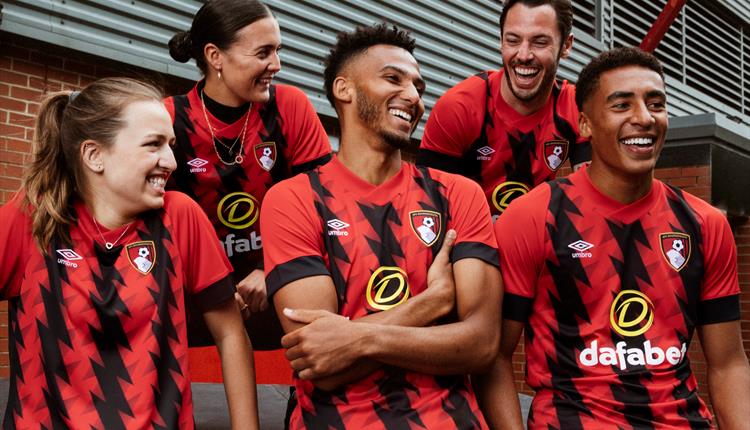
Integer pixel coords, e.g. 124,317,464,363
168,31,193,63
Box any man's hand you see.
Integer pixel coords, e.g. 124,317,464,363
236,269,268,318
425,229,457,312
281,308,369,380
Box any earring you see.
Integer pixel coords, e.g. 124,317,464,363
218,70,222,80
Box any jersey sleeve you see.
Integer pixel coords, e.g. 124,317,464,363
165,192,234,311
697,206,741,325
277,85,332,174
445,174,498,267
162,95,177,122
494,186,549,322
565,84,592,167
0,193,33,299
261,177,329,299
418,76,486,172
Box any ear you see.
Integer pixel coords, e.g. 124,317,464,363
204,43,223,75
80,139,105,173
578,111,592,139
332,76,353,105
560,34,574,59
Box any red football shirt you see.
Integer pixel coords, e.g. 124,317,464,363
262,157,498,429
495,167,740,429
0,192,233,429
419,70,590,218
164,82,331,348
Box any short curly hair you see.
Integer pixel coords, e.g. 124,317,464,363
323,23,416,109
575,47,665,111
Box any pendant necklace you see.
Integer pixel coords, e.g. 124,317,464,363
200,90,251,165
92,217,132,250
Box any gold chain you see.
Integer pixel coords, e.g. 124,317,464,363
200,90,251,165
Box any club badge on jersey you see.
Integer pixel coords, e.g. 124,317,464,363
409,210,442,246
543,140,569,171
126,241,156,275
254,142,277,172
659,232,691,272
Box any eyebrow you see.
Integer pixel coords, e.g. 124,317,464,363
381,65,426,89
606,89,667,102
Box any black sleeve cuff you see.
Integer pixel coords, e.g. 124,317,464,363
450,241,499,268
503,292,533,322
292,153,332,175
416,148,464,175
569,140,592,166
266,255,330,300
193,276,236,312
698,294,740,325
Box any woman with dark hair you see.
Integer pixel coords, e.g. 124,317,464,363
166,0,331,349
0,77,259,429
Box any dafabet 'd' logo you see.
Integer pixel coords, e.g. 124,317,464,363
217,192,260,230
366,266,410,311
492,181,530,214
579,290,686,371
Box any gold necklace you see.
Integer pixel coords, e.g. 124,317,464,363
92,217,132,250
200,90,251,165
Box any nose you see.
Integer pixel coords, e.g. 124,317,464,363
268,50,281,73
162,145,178,172
631,100,656,128
516,41,534,62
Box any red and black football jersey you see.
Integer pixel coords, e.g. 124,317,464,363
418,69,590,218
495,167,740,429
0,192,234,429
261,157,498,429
164,82,331,348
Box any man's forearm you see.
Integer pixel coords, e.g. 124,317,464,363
708,361,750,429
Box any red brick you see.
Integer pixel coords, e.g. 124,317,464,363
0,177,21,190
654,167,682,179
8,112,35,128
28,76,60,92
683,186,710,200
0,353,8,366
0,57,12,70
30,51,64,69
4,137,31,152
1,44,31,61
0,124,26,139
665,177,697,188
681,166,710,177
0,150,25,164
4,163,23,178
47,68,80,85
26,102,40,115
0,70,29,87
64,58,96,77
0,83,9,97
11,59,45,76
0,96,26,112
10,85,43,102
696,175,711,186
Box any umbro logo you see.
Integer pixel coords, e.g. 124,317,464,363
568,240,594,258
476,146,495,161
56,249,82,268
187,158,208,173
327,219,350,236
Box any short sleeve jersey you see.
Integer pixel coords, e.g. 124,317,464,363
164,82,331,280
419,70,590,218
495,168,740,429
0,192,233,429
262,157,498,429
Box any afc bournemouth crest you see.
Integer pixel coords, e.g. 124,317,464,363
543,140,569,171
126,241,156,275
254,142,277,171
409,210,442,246
659,232,691,272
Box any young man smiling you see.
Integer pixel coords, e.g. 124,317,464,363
418,0,590,219
260,24,502,429
489,47,750,429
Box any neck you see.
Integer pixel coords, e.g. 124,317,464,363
499,71,552,116
203,75,244,107
337,120,402,186
86,192,135,229
587,163,653,205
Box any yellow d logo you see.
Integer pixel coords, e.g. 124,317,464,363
366,266,410,311
610,290,654,337
492,181,530,213
217,192,260,229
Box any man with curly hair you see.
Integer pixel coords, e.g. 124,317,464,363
261,23,502,428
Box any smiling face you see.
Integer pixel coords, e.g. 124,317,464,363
580,65,668,181
97,100,177,217
217,16,282,105
500,3,572,112
348,44,426,149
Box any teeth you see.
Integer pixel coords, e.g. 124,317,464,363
148,177,166,188
620,137,653,146
515,67,539,77
389,109,412,122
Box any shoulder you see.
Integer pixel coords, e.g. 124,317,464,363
0,192,31,224
664,183,728,227
265,172,314,204
556,80,580,109
504,181,552,218
162,191,203,216
272,83,312,107
438,71,496,104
